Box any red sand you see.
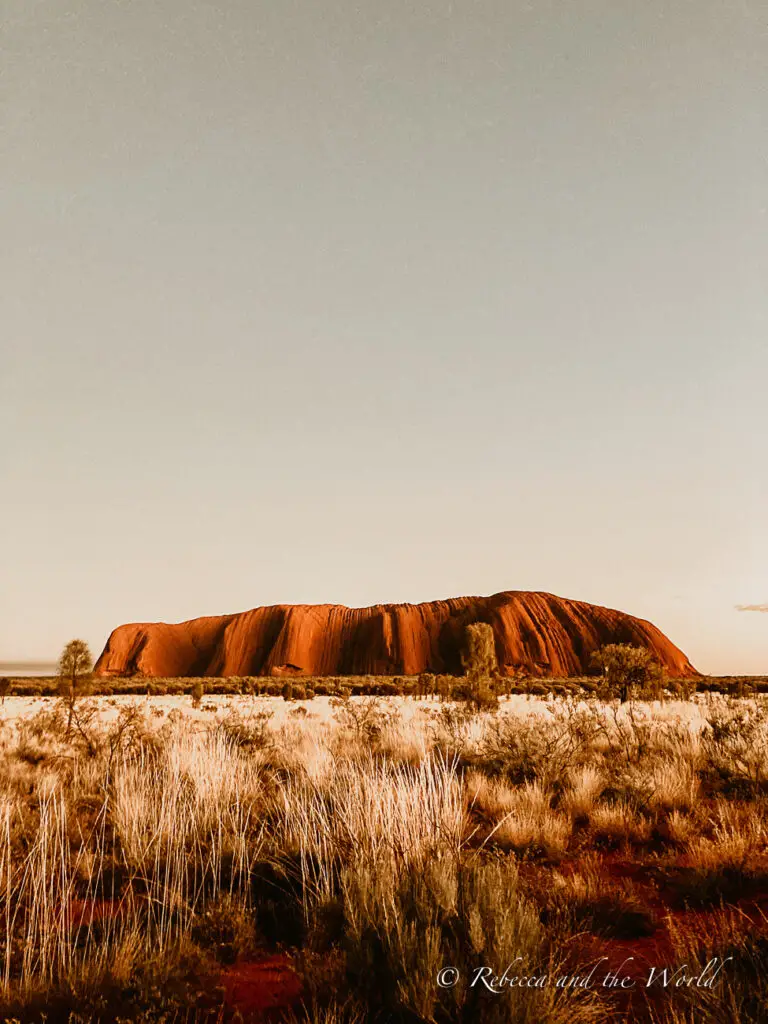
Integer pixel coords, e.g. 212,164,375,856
219,955,303,1020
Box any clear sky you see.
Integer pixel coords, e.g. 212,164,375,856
2,0,766,675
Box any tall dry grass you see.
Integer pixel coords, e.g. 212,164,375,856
0,691,766,1021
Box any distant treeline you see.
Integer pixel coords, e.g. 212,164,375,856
2,673,767,699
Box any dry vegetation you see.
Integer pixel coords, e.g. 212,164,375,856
1,688,768,1023
5,673,768,701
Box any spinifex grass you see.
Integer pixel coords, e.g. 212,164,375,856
0,693,767,1021
0,727,266,1005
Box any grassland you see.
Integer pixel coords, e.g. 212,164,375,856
1,685,768,1022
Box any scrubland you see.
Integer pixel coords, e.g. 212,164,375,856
1,689,768,1023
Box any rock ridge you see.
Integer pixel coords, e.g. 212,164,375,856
94,591,697,678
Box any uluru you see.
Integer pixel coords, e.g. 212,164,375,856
94,591,696,679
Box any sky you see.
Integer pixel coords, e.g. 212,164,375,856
2,0,766,675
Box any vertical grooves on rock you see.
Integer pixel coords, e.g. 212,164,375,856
93,591,697,679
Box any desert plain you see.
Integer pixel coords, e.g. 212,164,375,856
2,667,768,1024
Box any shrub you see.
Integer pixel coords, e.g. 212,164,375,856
190,893,257,964
219,707,274,749
461,623,500,711
337,855,602,1023
478,700,602,785
376,680,403,697
416,672,435,698
701,700,768,795
57,638,94,738
331,695,396,741
589,643,666,702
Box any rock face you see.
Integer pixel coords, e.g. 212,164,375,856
94,591,697,679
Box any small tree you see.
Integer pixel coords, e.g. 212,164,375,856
589,643,666,702
417,672,435,700
0,678,9,704
57,639,93,737
191,681,204,708
462,622,500,711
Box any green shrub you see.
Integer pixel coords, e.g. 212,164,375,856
461,623,500,711
336,855,601,1023
589,643,666,702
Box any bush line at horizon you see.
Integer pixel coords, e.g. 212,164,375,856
4,672,768,700
2,681,768,1021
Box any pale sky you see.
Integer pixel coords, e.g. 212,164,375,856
2,0,766,675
